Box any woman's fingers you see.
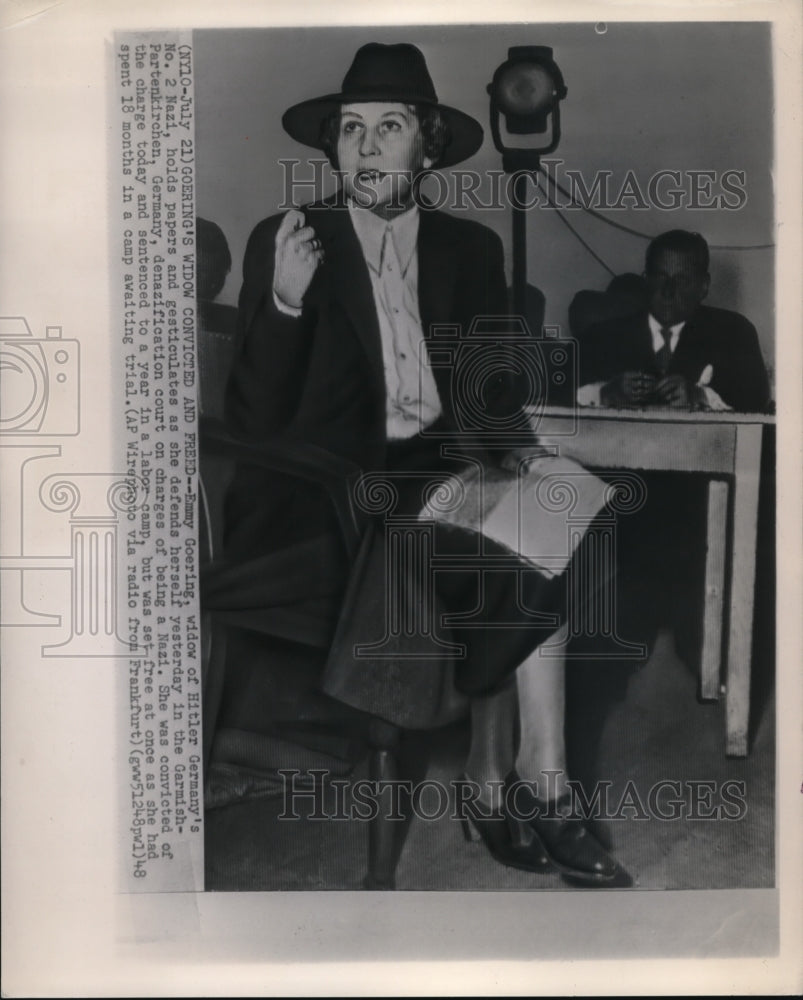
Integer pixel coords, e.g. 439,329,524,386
272,210,325,310
288,227,324,258
277,212,320,251
276,208,304,241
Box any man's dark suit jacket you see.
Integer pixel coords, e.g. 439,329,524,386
223,196,528,559
578,305,770,413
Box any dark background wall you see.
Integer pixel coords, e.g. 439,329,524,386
193,22,774,385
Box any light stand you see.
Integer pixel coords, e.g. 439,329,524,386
488,46,567,316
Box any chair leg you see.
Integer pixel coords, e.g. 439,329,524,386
364,719,402,890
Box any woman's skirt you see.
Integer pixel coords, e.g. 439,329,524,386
320,432,610,712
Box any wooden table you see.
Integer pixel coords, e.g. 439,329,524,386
529,405,774,757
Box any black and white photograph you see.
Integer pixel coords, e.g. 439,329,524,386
195,23,776,894
1,2,802,996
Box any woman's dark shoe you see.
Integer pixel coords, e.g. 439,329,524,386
505,772,633,888
458,776,554,875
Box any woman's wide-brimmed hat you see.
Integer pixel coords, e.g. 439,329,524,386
282,43,484,168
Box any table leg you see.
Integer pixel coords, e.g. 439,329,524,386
700,479,728,700
725,424,763,756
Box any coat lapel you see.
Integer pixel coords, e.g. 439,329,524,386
305,200,386,391
417,209,460,419
417,208,458,339
670,313,704,379
633,314,658,370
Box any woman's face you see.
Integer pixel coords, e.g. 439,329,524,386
336,102,432,213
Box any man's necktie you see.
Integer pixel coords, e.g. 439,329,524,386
655,326,673,375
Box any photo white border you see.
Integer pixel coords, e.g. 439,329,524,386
1,0,801,995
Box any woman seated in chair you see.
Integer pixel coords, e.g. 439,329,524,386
222,42,631,887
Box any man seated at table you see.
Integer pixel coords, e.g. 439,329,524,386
576,230,770,413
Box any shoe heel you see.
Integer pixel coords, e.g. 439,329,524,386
460,813,482,843
506,813,533,851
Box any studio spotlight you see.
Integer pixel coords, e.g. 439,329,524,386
488,46,567,170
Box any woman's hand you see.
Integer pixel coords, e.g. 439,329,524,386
272,209,324,310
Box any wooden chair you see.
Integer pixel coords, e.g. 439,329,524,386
195,290,467,887
199,416,469,887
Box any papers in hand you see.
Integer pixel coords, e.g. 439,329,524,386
420,456,607,577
